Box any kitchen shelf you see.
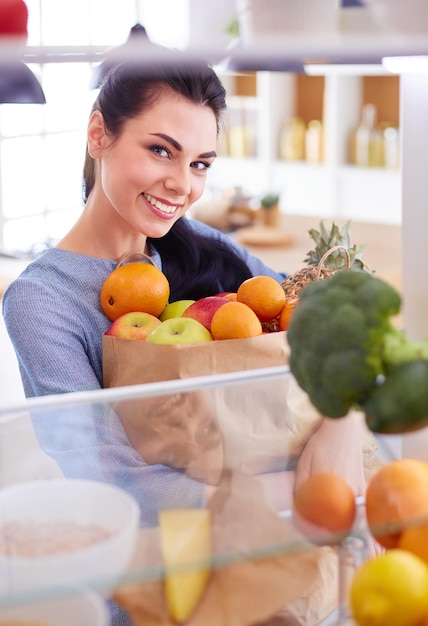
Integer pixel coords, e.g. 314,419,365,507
209,69,401,224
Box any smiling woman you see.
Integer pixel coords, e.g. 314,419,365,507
1,50,380,626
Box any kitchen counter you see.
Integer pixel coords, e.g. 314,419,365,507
232,213,402,291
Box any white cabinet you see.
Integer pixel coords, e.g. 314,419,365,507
208,70,402,225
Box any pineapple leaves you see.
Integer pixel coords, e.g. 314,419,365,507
304,220,367,272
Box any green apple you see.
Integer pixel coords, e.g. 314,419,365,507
146,317,213,344
159,299,196,321
105,311,161,341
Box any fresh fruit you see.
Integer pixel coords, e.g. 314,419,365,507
262,222,368,333
100,261,170,321
146,317,213,345
210,301,263,340
159,300,195,321
216,291,238,301
182,296,229,331
282,220,366,302
365,459,428,548
292,472,356,543
278,298,298,331
349,549,428,626
236,275,286,323
105,311,161,340
399,521,428,564
159,508,212,623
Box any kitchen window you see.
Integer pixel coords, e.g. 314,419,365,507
0,0,189,254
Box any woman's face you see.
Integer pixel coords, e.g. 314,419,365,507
116,391,224,485
90,91,218,239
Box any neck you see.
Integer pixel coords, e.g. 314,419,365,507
56,197,149,261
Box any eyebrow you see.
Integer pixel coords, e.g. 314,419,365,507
149,132,217,159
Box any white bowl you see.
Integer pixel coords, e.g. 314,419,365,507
0,586,110,626
363,0,428,34
0,479,140,598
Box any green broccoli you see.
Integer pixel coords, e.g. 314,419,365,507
364,360,428,434
287,270,428,423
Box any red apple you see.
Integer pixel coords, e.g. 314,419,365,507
105,311,161,341
182,296,229,331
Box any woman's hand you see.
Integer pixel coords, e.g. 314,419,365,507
295,411,367,496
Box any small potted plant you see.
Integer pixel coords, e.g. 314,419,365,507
260,193,280,227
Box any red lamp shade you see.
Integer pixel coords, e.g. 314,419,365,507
0,0,28,38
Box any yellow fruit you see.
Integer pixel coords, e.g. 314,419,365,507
237,275,286,322
292,472,356,544
365,459,428,549
210,301,263,340
349,549,428,626
159,509,212,623
100,261,170,321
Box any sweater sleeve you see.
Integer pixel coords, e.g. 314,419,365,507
2,277,103,396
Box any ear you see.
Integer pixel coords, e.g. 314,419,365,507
87,110,106,158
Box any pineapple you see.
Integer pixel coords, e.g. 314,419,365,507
263,221,368,332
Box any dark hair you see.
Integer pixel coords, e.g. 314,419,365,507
82,59,252,299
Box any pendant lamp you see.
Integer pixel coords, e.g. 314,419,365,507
0,0,46,104
90,23,152,89
0,60,46,104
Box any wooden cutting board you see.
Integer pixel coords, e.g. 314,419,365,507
236,226,295,248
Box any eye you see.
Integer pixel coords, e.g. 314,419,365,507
150,144,171,158
191,160,212,171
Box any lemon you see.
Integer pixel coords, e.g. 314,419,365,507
349,549,428,626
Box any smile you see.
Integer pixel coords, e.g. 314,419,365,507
147,393,186,418
143,193,180,215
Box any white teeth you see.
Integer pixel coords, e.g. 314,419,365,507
144,193,178,214
149,393,183,417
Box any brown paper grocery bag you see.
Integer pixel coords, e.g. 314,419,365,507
103,331,297,485
102,331,289,388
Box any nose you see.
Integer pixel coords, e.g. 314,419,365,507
164,162,192,196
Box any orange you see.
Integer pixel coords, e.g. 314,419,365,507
223,292,237,301
278,298,298,331
398,522,428,564
100,261,170,321
210,301,263,340
293,472,356,544
365,459,428,549
237,276,286,323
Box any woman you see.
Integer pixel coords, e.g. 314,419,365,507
2,54,375,496
2,57,378,624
